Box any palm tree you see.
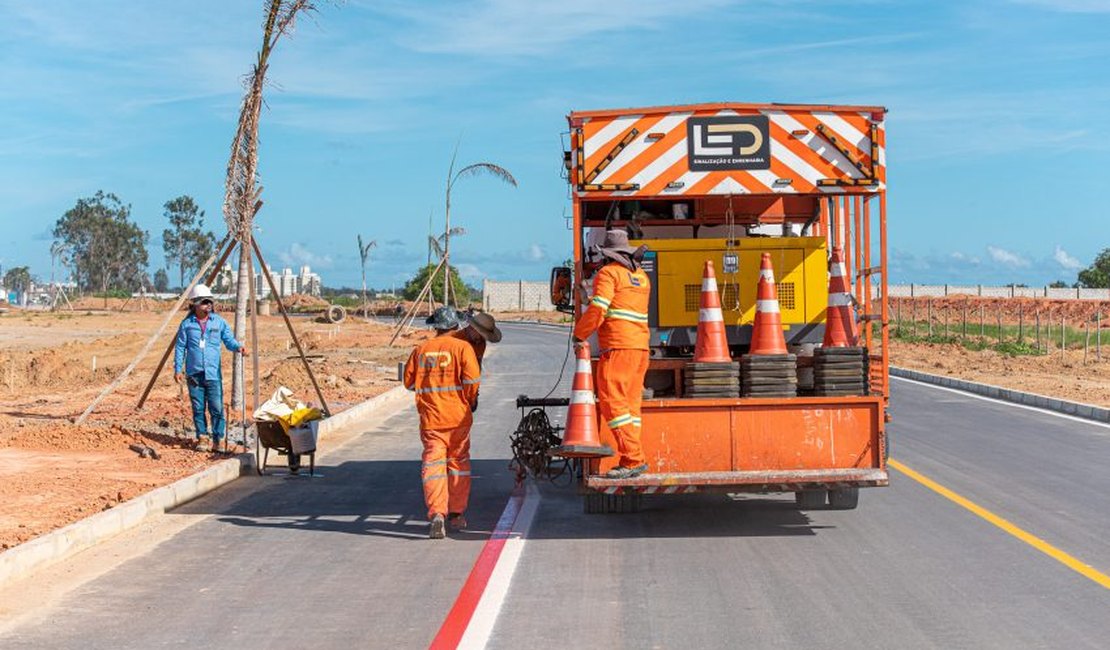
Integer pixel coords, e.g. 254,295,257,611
357,235,377,317
428,227,466,260
442,148,517,307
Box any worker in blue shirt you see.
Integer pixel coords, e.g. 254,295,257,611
173,284,246,453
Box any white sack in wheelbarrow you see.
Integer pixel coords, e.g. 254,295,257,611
253,386,303,423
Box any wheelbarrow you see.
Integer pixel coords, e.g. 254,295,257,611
255,420,317,476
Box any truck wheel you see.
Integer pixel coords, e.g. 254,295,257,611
584,492,641,514
794,490,827,509
828,487,859,510
584,492,605,514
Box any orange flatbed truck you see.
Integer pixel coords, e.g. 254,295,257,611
550,102,890,513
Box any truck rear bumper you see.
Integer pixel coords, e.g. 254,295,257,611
584,467,888,494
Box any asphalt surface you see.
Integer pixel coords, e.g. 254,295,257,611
3,323,1109,648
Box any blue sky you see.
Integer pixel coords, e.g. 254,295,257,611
1,0,1108,289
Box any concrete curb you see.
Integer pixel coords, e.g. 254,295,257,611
498,319,571,329
320,384,408,434
0,384,411,589
0,452,252,587
891,366,1110,423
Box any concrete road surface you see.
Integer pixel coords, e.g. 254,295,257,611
2,323,1108,649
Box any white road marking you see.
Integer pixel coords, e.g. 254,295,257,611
457,482,540,649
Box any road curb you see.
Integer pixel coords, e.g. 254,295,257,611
320,384,408,434
0,452,252,588
0,384,411,589
891,366,1110,423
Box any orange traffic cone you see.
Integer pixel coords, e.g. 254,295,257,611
556,340,614,458
749,253,788,355
694,260,732,362
823,247,859,347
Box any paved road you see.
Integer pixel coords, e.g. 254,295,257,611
0,323,574,649
3,323,1108,648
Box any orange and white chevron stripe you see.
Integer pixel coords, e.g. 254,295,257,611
569,103,886,198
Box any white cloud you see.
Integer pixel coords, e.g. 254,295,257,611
1053,245,1082,270
455,263,484,282
1010,0,1110,12
986,245,1030,268
527,243,546,261
377,0,732,56
277,242,333,269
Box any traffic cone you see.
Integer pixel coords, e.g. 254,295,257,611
694,260,732,362
748,253,788,355
556,340,614,458
822,247,858,347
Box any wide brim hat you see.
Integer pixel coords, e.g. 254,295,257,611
468,312,502,343
425,306,460,330
597,229,642,265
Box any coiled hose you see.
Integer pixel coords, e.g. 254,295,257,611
509,407,574,484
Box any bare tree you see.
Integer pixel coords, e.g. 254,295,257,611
357,235,377,317
224,0,317,410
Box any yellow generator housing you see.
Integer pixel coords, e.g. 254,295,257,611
636,237,830,349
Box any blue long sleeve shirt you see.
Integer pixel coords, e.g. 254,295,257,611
173,312,243,377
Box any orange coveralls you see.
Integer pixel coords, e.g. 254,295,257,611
403,333,480,520
573,262,651,469
451,328,487,369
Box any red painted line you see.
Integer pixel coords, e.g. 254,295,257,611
429,483,525,650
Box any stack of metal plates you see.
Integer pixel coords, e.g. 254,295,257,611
684,361,740,398
813,347,869,396
740,354,798,398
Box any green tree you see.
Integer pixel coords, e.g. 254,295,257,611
153,268,170,292
52,191,149,298
1077,248,1110,288
161,195,216,288
402,263,469,305
1048,279,1069,289
3,266,32,295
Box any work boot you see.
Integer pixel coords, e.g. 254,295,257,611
429,514,446,539
447,513,467,531
196,436,212,453
605,464,648,479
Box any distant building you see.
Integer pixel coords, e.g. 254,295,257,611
208,263,324,298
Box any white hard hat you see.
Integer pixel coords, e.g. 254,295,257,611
189,284,214,301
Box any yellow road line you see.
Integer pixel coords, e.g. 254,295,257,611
888,458,1110,591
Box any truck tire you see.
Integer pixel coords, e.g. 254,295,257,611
794,489,827,509
828,487,859,510
584,492,642,514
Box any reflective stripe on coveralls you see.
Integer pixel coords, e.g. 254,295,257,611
574,261,652,469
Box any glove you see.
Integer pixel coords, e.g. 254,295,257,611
471,396,479,413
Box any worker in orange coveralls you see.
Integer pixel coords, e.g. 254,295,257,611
573,230,651,479
452,311,502,369
404,307,480,539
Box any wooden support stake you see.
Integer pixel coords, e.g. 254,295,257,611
246,236,261,415
390,256,447,347
77,233,235,423
251,236,330,416
1084,322,1090,364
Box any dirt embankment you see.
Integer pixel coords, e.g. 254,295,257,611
0,310,428,548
